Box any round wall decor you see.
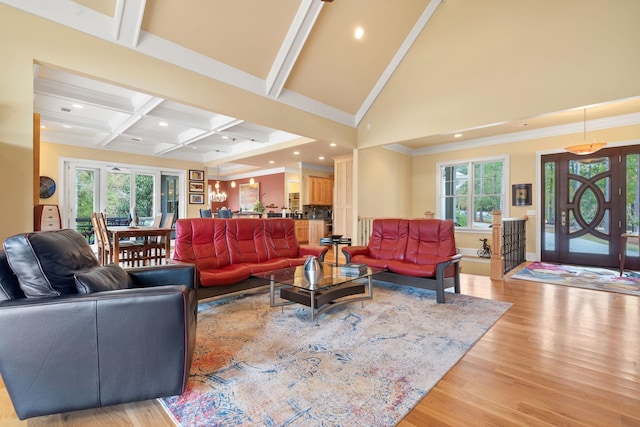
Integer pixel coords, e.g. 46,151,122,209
39,176,56,199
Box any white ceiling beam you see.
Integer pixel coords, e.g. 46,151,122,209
114,0,146,47
355,0,444,126
266,0,324,99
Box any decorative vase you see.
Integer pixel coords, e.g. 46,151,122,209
304,256,324,289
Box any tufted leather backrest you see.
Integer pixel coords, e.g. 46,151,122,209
367,219,409,261
225,218,269,264
404,219,457,265
174,218,231,270
263,218,300,259
3,229,99,298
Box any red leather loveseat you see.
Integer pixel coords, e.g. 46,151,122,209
342,218,461,303
173,217,329,300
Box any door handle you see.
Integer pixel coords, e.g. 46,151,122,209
561,211,566,227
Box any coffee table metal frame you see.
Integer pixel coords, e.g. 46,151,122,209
254,263,382,323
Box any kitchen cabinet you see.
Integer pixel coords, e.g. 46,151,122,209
308,219,326,245
294,220,309,244
305,176,333,206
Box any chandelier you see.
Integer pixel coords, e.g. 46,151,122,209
209,181,227,203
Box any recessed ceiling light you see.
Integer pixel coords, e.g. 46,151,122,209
72,104,84,109
159,121,168,127
62,125,72,129
319,156,325,160
330,143,336,147
454,133,463,138
355,27,364,39
40,125,45,129
293,151,300,155
269,160,274,164
221,135,229,139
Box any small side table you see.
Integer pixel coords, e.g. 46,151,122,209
320,237,352,267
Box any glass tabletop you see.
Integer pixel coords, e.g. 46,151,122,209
253,262,383,291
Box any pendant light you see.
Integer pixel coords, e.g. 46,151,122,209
564,108,607,155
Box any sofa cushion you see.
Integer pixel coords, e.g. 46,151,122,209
3,230,99,298
367,219,409,261
174,218,232,270
264,218,300,259
199,264,251,287
74,264,134,294
226,219,269,264
404,219,457,264
0,250,25,301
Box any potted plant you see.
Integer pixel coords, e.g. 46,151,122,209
253,200,266,216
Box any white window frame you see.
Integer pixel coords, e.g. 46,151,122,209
59,157,186,229
436,155,509,232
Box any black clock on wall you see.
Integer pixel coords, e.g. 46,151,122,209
39,176,56,199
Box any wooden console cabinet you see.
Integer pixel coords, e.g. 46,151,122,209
34,204,61,231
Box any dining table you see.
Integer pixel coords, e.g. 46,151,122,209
108,225,172,266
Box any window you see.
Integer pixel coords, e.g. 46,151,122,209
438,157,507,230
63,160,184,237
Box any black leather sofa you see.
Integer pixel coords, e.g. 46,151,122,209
0,229,197,420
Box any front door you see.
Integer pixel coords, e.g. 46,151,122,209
542,146,640,269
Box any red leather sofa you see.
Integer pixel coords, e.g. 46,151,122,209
342,218,462,303
173,217,329,300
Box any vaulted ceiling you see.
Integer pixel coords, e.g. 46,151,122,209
6,0,640,178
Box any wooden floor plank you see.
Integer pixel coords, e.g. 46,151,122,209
1,270,639,426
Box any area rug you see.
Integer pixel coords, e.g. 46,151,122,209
160,282,511,426
512,262,640,296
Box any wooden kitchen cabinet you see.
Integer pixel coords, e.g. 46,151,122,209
307,176,333,206
308,219,326,245
294,220,309,244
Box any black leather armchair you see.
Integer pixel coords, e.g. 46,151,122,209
0,229,197,420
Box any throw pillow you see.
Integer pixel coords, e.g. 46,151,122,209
75,264,134,294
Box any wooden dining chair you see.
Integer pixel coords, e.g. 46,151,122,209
95,212,143,267
140,212,175,265
91,212,107,265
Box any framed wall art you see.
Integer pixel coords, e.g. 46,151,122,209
239,182,260,211
189,182,204,192
189,170,204,181
189,193,204,204
512,183,532,206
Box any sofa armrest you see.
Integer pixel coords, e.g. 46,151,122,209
0,285,196,419
127,264,197,290
299,245,330,262
341,246,369,263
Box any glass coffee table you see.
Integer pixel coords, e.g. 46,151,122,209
253,263,383,323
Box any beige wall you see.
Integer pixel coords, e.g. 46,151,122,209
358,0,640,148
0,5,355,241
357,147,413,218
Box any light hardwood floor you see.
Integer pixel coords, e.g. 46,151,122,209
2,262,639,426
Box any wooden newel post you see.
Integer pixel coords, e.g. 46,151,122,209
490,210,504,281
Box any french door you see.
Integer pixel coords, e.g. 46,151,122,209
64,162,182,238
542,146,640,269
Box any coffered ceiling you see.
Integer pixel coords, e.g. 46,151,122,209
6,0,640,178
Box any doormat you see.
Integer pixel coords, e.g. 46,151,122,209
512,262,640,296
160,283,510,426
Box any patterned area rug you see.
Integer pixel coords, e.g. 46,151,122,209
160,283,510,426
512,262,640,296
